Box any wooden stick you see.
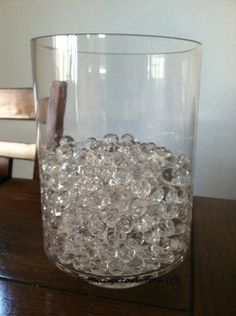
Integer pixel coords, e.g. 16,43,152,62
46,81,67,148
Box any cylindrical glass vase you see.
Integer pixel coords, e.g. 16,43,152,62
31,34,201,289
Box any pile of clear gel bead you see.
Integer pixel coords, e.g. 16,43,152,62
40,133,192,277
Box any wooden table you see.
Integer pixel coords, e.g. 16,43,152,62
0,179,235,315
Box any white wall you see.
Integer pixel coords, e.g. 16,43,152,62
0,0,236,199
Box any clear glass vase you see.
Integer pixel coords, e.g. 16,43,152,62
31,34,202,289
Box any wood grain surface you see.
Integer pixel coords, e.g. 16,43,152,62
193,197,236,316
0,88,34,120
0,279,187,316
0,179,235,315
0,88,36,177
0,157,12,182
0,141,36,160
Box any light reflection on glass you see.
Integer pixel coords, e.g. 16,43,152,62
98,34,106,39
54,35,77,81
0,282,8,315
99,67,107,74
147,55,165,79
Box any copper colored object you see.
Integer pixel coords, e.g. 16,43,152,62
0,88,35,120
0,88,37,179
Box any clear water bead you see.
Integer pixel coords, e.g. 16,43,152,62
117,215,133,233
59,135,74,147
104,133,119,143
176,188,189,204
150,187,165,202
131,199,148,218
89,257,108,275
88,214,106,236
41,133,192,277
104,134,119,152
151,237,171,255
121,133,134,143
178,204,191,222
101,207,119,227
142,245,161,268
170,237,186,252
108,259,124,276
118,244,136,262
162,203,179,219
173,219,187,234
112,151,124,166
83,137,97,150
165,187,178,203
127,231,144,246
147,201,166,219
98,245,117,262
74,248,90,263
78,175,97,192
111,191,130,210
159,253,175,265
58,252,74,265
92,190,110,209
131,179,151,198
105,228,125,248
157,219,175,237
140,143,155,156
136,215,155,232
126,256,144,274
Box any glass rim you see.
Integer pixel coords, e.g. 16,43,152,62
31,33,202,56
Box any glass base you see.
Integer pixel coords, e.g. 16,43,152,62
53,255,185,289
